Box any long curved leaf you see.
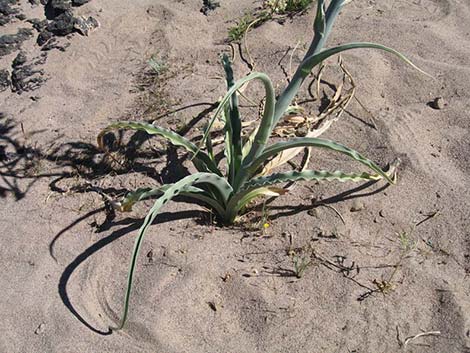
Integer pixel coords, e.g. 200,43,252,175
244,137,395,185
299,42,430,79
272,41,430,128
110,173,232,331
199,72,276,177
97,121,221,175
226,167,394,221
117,185,224,215
243,169,387,191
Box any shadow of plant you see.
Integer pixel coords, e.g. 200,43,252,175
0,111,174,201
56,208,204,335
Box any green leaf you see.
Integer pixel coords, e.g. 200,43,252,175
231,186,287,220
110,173,232,331
98,121,221,175
273,40,430,129
226,168,389,221
313,0,326,36
245,137,395,184
118,184,223,215
271,0,349,127
199,72,276,179
242,169,386,191
222,54,243,183
299,42,431,80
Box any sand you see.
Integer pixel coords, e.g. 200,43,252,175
0,0,469,352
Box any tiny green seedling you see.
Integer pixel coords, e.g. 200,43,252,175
98,0,427,330
228,0,314,42
266,0,314,14
228,13,260,42
148,56,167,75
397,230,417,253
293,254,312,278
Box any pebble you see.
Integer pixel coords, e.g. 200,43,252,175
307,208,318,217
146,250,154,264
350,200,365,212
313,226,326,237
34,323,45,335
430,97,446,110
208,301,218,312
73,16,100,36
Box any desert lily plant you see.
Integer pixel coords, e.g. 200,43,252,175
98,0,426,330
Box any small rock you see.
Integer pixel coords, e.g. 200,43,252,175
0,0,21,26
11,52,46,94
207,301,218,312
295,125,308,137
0,28,33,57
34,323,45,335
41,37,70,51
350,200,365,212
146,250,154,264
47,10,75,36
200,0,220,15
307,208,318,217
0,69,10,91
28,18,48,32
379,209,386,218
313,226,325,237
50,0,72,11
73,15,99,36
429,97,446,110
37,29,53,45
72,0,91,5
12,51,27,66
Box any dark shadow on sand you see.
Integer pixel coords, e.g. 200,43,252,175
57,209,204,335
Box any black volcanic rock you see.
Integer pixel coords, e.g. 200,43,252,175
12,51,27,66
200,0,219,15
37,29,53,45
0,69,10,91
28,17,48,31
11,52,46,93
0,0,20,26
46,10,74,35
72,0,90,5
0,28,33,57
49,0,71,11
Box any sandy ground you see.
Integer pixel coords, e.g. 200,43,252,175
1,0,469,352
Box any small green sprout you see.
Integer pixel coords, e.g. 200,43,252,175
293,254,312,278
265,0,314,14
228,13,265,42
398,230,417,253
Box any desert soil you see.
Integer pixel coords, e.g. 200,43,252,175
1,0,469,352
